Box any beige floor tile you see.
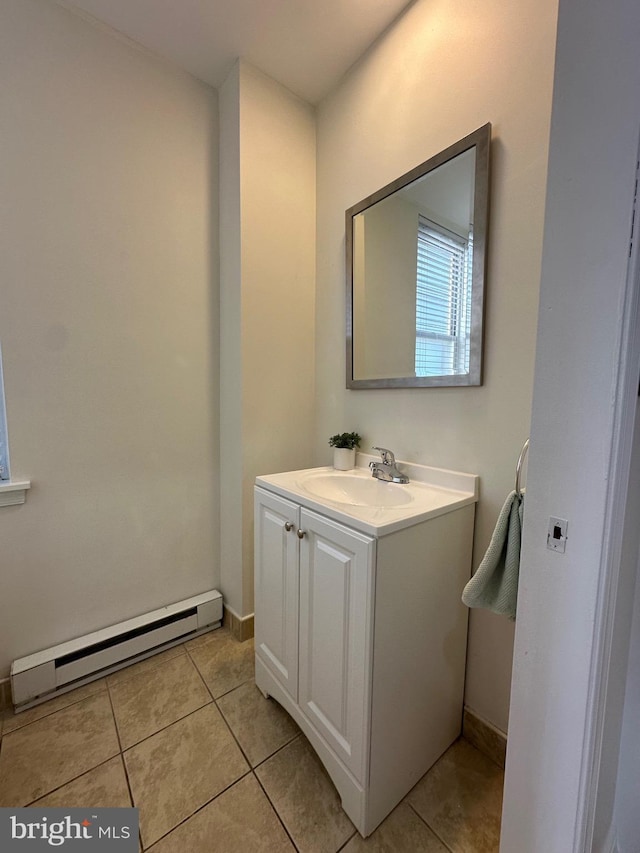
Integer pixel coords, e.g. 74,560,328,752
124,703,249,849
0,692,120,806
341,802,448,852
107,645,186,688
256,735,355,853
109,654,211,749
183,626,225,651
217,682,299,767
31,756,132,808
2,678,107,735
147,774,294,853
187,630,254,698
406,739,504,853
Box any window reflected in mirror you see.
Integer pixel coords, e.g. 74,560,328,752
346,125,490,389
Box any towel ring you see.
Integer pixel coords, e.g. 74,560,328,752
515,438,530,495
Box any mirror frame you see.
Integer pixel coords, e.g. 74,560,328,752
345,123,491,389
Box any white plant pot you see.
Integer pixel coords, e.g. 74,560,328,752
333,447,356,471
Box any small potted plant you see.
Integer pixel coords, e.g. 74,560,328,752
329,431,362,471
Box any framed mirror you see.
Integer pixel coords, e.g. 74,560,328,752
346,124,491,389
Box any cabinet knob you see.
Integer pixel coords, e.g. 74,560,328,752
284,522,294,532
297,529,306,539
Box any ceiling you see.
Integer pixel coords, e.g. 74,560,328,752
54,0,414,104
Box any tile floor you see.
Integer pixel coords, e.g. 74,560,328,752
0,628,504,852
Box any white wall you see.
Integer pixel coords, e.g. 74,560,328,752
501,0,640,847
315,0,558,731
356,196,418,380
0,0,220,677
219,61,316,617
592,402,640,852
615,551,640,852
593,402,640,853
218,64,244,618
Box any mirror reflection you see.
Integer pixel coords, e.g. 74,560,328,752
346,124,490,389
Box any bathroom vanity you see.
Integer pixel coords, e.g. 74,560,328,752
254,455,478,837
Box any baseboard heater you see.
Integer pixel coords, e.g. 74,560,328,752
10,590,223,711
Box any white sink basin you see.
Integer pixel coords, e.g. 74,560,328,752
299,472,412,507
256,456,479,536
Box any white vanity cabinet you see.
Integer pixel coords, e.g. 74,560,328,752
253,489,301,702
255,487,375,782
254,462,477,838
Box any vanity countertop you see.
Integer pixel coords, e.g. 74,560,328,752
255,454,478,536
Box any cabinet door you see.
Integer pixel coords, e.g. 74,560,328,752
298,508,375,782
254,487,300,701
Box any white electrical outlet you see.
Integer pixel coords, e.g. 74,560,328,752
547,517,568,553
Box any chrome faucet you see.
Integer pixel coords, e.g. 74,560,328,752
369,447,410,484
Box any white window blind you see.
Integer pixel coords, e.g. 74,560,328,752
415,215,472,377
0,344,10,480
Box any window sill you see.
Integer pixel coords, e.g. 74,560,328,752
0,480,31,507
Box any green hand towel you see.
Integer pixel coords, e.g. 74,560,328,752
462,490,523,620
